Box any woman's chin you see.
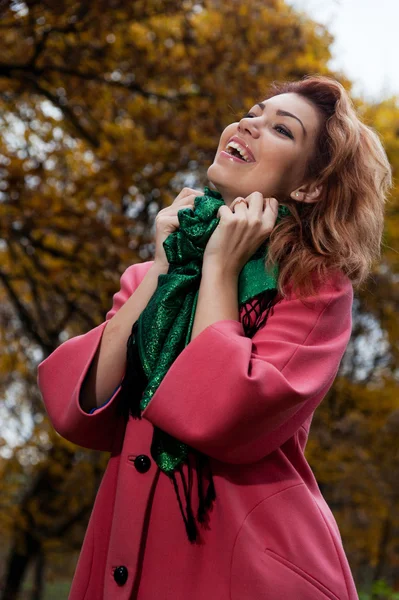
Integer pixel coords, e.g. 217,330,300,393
206,179,220,193
206,165,229,193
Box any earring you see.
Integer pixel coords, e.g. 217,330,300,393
295,192,299,197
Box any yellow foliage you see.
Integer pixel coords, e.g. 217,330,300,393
0,0,397,587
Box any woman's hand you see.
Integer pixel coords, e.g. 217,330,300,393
203,192,279,276
153,187,205,270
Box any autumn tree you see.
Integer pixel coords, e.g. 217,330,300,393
0,0,397,597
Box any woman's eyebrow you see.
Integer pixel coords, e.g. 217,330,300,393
256,102,307,137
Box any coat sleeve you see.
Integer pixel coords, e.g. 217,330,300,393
141,274,353,464
37,260,154,452
88,382,121,414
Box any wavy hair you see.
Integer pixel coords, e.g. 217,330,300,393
263,75,393,300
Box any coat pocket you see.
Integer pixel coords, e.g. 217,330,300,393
264,547,341,600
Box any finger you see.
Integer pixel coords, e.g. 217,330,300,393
217,204,234,219
176,203,195,214
160,204,194,222
165,197,196,215
261,197,279,230
173,194,203,213
246,191,264,212
231,198,248,214
263,197,279,215
159,211,188,228
232,192,263,215
175,188,204,205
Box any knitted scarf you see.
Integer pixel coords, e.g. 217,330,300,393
118,186,289,543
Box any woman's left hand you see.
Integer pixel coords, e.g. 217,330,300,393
203,192,280,276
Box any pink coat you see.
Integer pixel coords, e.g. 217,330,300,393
37,260,359,600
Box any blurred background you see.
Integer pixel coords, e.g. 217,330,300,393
0,0,397,598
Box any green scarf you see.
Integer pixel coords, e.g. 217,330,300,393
119,186,289,543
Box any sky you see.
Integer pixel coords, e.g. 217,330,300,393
288,0,399,102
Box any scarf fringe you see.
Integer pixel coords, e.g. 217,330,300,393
241,289,279,338
169,453,216,544
196,452,216,526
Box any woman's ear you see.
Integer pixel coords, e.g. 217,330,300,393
290,182,323,203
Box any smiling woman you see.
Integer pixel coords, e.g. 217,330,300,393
37,75,392,600
207,74,392,300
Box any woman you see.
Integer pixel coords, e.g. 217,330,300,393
37,75,391,599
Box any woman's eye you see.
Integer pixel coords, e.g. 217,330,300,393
241,113,293,140
274,125,293,139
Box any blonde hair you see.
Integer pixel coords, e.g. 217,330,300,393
264,75,393,299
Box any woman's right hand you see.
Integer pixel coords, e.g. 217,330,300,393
153,187,205,270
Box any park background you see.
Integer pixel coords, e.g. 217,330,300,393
0,0,398,598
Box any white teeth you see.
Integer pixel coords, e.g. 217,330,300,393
225,141,253,162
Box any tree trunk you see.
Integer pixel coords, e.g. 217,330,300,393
31,549,45,600
1,443,76,600
1,532,40,600
371,514,392,593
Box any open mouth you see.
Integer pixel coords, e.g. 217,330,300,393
226,147,247,161
221,139,256,163
220,149,252,163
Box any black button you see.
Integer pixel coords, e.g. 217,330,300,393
114,565,128,585
134,454,151,473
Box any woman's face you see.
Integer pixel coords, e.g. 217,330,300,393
207,92,323,207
